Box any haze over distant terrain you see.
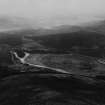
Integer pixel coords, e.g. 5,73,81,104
0,0,104,29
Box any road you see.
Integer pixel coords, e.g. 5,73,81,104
12,51,70,74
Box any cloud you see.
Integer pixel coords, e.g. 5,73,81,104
0,0,104,27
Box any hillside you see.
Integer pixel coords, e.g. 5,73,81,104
25,30,105,58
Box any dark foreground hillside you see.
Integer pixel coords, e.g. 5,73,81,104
0,68,105,105
0,51,105,105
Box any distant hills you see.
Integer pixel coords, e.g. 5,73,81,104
0,15,104,34
83,20,105,34
0,17,105,64
26,30,105,58
0,16,34,31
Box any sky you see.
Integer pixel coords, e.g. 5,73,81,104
0,0,105,27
